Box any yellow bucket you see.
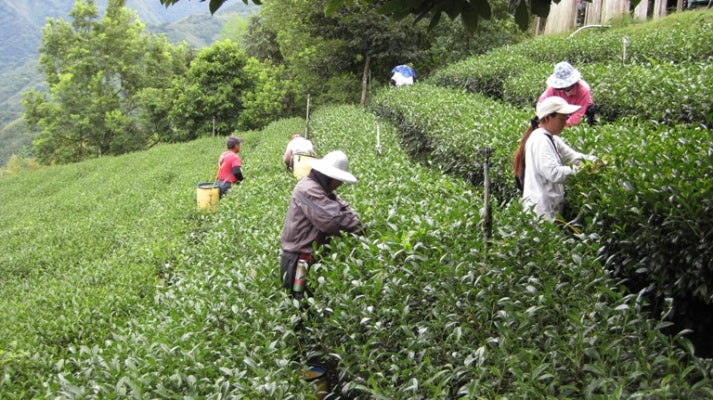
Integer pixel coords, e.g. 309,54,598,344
196,182,220,210
293,154,315,180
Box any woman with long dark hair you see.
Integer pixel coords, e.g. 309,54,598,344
513,96,597,220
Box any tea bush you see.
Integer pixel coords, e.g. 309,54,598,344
3,105,712,398
369,83,531,203
565,121,713,354
0,139,225,396
502,61,713,126
382,10,713,359
372,81,713,354
510,11,713,65
2,9,713,399
429,49,530,99
282,105,713,399
432,10,713,126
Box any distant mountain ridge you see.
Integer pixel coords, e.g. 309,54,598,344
0,0,254,70
0,0,259,165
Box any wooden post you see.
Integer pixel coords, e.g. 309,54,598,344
375,118,382,155
304,94,310,139
481,146,494,252
360,55,371,107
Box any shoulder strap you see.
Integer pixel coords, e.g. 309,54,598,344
543,132,562,164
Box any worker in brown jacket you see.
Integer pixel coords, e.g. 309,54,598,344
279,150,363,300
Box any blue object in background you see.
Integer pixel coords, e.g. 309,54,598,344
391,64,415,78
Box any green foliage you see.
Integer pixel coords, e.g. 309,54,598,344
588,62,713,126
0,136,229,395
240,14,283,64
433,10,713,126
4,101,711,397
239,58,301,130
168,39,251,139
255,0,525,106
1,154,42,175
379,9,713,359
23,0,188,164
369,83,530,202
430,48,531,99
3,6,713,399
218,14,249,42
163,0,550,32
422,13,529,72
565,122,713,339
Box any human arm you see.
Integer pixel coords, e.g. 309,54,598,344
232,166,244,182
296,188,362,235
565,82,593,126
554,136,596,166
227,153,244,182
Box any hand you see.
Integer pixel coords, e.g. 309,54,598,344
578,157,607,173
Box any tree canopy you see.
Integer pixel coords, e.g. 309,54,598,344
159,0,553,31
23,0,168,164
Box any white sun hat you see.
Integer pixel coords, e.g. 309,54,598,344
536,96,582,119
546,61,582,89
309,150,357,184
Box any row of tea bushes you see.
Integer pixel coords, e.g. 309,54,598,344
369,83,531,202
565,121,713,353
27,119,308,398
279,105,713,398
370,80,713,356
430,10,713,126
511,10,713,65
502,61,713,126
2,103,712,397
0,139,232,397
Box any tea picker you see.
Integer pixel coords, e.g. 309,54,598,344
279,151,364,398
215,136,244,198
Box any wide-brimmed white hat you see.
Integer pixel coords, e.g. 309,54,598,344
309,150,357,184
546,62,581,89
536,96,581,119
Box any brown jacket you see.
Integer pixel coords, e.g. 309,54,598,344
280,174,361,254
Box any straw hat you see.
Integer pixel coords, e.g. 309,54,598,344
536,96,581,119
309,150,357,184
546,62,581,89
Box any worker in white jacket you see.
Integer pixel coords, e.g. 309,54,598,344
513,96,597,220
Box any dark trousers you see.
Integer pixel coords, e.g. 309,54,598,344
280,251,313,299
217,180,231,198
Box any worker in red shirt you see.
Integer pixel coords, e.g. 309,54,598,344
217,136,245,198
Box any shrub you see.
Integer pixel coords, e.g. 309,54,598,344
566,121,713,354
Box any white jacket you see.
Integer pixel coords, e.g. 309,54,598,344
521,128,595,220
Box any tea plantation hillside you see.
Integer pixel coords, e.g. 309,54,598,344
371,8,713,359
1,103,713,398
2,10,713,399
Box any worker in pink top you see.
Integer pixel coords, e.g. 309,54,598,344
217,136,244,198
538,62,596,126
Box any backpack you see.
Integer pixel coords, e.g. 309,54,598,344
515,171,525,192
